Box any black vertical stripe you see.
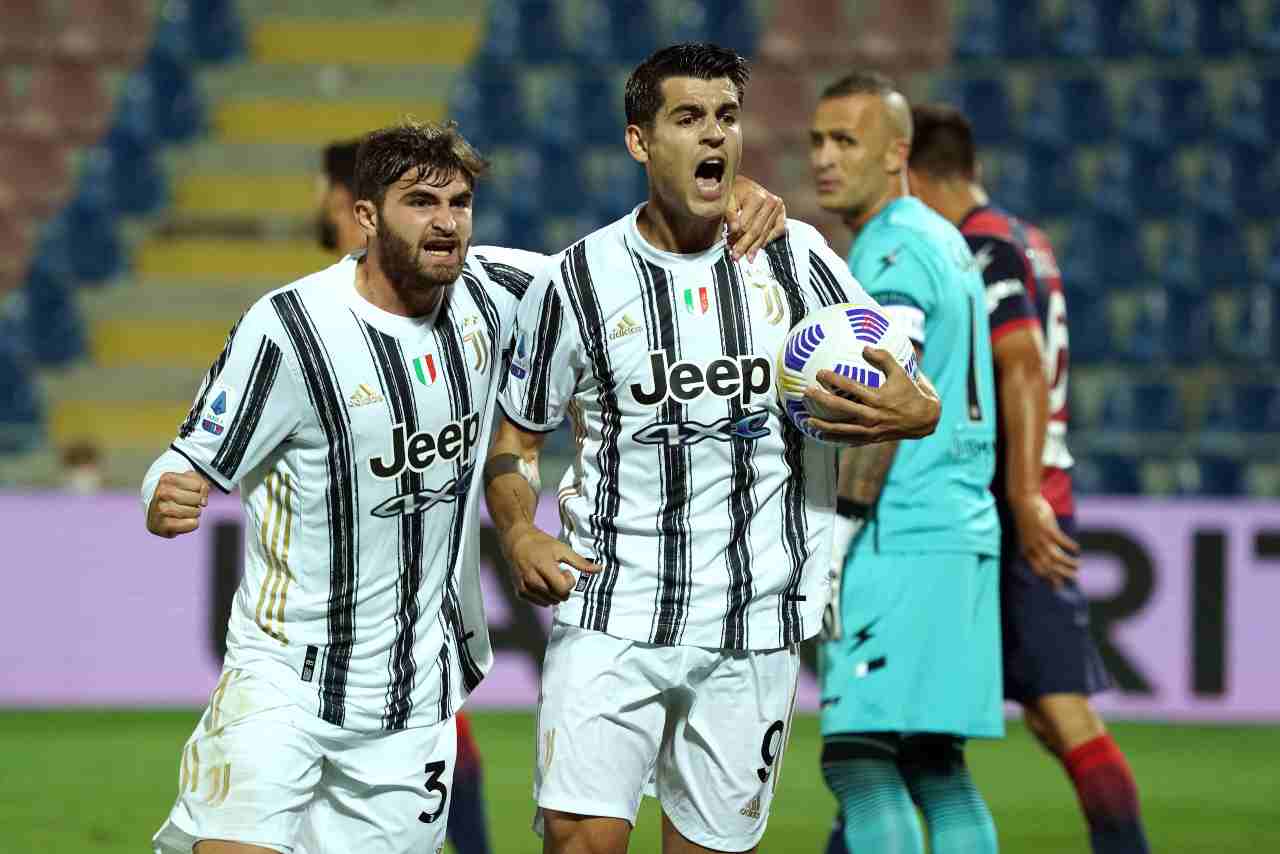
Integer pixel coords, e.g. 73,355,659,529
559,240,622,632
523,288,564,425
359,320,424,731
475,256,534,301
432,300,486,703
461,269,502,365
179,313,243,438
809,250,850,305
209,336,282,480
768,237,811,645
629,247,691,646
711,251,758,650
272,290,359,727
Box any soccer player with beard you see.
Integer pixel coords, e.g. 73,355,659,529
315,136,494,854
142,117,789,854
908,103,1150,854
487,44,939,854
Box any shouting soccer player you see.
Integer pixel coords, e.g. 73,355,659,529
486,44,939,854
811,73,1002,854
316,137,494,854
909,103,1151,854
143,117,790,854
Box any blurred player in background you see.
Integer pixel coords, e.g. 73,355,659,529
488,43,939,854
909,103,1151,854
317,137,494,854
811,72,1001,854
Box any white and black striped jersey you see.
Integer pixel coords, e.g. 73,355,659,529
168,247,545,732
500,209,877,650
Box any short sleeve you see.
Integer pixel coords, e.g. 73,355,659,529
968,237,1039,343
170,299,303,492
498,267,585,433
850,243,938,346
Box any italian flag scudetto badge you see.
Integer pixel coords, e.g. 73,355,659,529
683,286,711,315
413,353,437,385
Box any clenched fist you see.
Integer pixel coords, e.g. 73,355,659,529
147,471,210,538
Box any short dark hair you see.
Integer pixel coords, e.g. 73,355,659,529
624,42,750,127
820,69,897,102
322,140,360,191
908,103,977,179
353,120,489,208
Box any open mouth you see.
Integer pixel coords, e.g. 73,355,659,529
694,156,726,199
421,240,457,258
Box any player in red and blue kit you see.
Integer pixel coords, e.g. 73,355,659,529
907,104,1150,854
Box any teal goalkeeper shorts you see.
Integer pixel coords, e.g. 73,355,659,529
819,548,1005,740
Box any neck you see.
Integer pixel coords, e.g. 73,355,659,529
842,172,907,240
939,180,989,227
636,194,723,255
355,253,446,318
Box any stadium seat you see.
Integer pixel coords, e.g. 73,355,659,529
448,62,526,151
577,69,625,146
1195,456,1244,495
1159,219,1201,294
0,138,71,217
1164,287,1213,362
1025,150,1082,219
1252,1,1280,55
0,337,42,453
17,61,111,144
1229,383,1280,433
953,78,1016,145
1193,214,1253,287
1072,454,1141,495
1149,0,1199,56
59,0,152,65
955,0,1002,59
659,0,713,45
1117,293,1169,363
1213,288,1274,363
986,152,1033,219
1128,148,1185,216
581,148,648,221
1198,0,1246,57
529,70,581,154
1097,0,1143,57
139,48,204,144
1245,463,1280,498
1059,220,1106,299
1234,145,1280,218
1219,77,1269,149
1067,300,1111,365
93,130,168,216
1158,75,1213,144
1100,381,1184,433
0,0,53,63
1000,0,1044,59
188,0,245,64
1051,0,1102,57
1020,80,1070,154
23,262,86,365
1024,76,1112,149
559,0,617,65
704,0,759,55
1266,231,1280,289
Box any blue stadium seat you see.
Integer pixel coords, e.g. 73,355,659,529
1252,1,1280,54
1159,75,1213,144
531,71,581,153
89,131,168,217
1198,0,1246,57
1101,382,1184,432
189,0,246,64
1233,384,1280,432
1164,288,1213,362
1191,152,1236,221
1214,288,1274,363
1000,1,1044,59
1195,456,1244,495
1116,297,1168,364
1266,231,1280,289
479,0,562,64
1159,219,1201,294
23,264,86,366
581,149,648,220
1219,77,1269,149
1060,220,1106,300
608,0,660,63
561,0,618,65
987,152,1033,218
704,0,759,55
1090,150,1137,222
1024,76,1112,148
577,70,624,146
1025,150,1082,219
1194,214,1253,286
1097,0,1143,57
1129,148,1185,216
1234,145,1280,218
1149,0,1198,56
955,78,1016,145
45,198,126,284
1072,454,1141,495
955,0,1002,59
140,48,205,144
1020,81,1070,154
449,62,526,150
1052,0,1103,57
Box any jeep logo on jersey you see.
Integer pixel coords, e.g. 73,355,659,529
368,413,481,480
630,350,772,407
633,409,771,446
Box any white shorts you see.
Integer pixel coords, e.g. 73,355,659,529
152,668,456,854
534,623,801,852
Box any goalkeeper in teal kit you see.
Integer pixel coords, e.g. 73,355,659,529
809,71,1002,853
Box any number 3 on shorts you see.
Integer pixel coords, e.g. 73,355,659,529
418,760,449,824
755,720,785,783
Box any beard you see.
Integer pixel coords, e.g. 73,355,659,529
376,219,463,291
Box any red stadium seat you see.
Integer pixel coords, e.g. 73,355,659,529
756,0,851,67
0,213,32,286
16,61,110,145
0,0,54,63
0,138,72,217
58,0,152,65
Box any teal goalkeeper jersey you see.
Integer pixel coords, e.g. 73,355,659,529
847,197,999,555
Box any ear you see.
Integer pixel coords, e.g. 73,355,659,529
625,123,650,165
354,198,378,239
885,136,909,176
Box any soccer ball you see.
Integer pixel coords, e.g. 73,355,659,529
775,300,919,440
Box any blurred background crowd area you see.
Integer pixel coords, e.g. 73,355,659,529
0,0,1278,495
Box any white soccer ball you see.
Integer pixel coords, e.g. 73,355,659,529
776,300,919,441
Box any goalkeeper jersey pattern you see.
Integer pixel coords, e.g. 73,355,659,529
500,208,878,651
170,246,545,733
